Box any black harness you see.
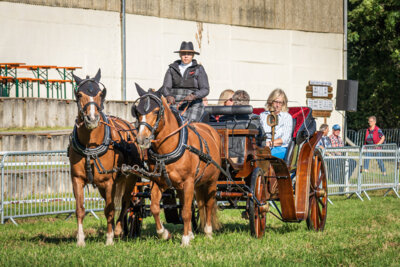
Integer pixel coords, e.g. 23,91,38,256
70,79,117,185
131,93,215,188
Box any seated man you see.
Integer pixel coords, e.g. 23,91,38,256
259,88,293,159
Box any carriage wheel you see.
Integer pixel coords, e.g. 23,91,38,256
249,168,268,238
127,198,144,238
306,149,328,231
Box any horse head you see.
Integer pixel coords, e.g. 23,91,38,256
73,69,107,130
131,83,166,149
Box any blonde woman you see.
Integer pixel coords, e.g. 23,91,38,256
218,89,235,106
259,89,293,159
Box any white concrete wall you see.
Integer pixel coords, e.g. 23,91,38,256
1,2,344,128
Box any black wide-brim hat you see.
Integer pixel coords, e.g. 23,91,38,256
174,41,200,55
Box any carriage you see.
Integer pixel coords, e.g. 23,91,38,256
124,103,328,239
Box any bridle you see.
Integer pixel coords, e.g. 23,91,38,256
132,93,165,141
75,79,106,119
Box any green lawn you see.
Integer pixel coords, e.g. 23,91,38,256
0,194,399,266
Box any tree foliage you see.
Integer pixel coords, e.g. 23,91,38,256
347,0,400,129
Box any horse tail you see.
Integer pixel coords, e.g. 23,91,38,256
197,188,221,231
197,196,206,230
113,177,127,214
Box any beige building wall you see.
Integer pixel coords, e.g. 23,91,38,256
0,1,344,127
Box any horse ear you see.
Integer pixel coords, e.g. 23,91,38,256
155,86,163,97
135,83,147,96
72,73,83,85
74,89,79,100
94,69,101,82
101,88,107,100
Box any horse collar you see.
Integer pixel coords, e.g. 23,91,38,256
148,107,188,165
70,111,111,158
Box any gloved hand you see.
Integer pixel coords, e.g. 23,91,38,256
183,94,196,101
166,96,176,105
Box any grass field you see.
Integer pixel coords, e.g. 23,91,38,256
0,194,399,266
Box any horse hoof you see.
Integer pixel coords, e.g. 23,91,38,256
188,231,195,240
181,235,191,247
114,225,122,237
106,233,114,245
204,225,213,239
157,228,171,240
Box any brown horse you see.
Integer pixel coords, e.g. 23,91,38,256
131,84,221,246
69,69,141,246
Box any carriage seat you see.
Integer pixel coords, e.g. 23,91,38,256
205,105,260,164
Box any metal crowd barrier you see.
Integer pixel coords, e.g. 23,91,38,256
322,144,400,201
360,144,399,200
1,146,399,224
0,150,104,225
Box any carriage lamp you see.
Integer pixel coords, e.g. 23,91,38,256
267,113,279,148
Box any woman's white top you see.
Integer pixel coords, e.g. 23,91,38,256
260,111,293,147
178,62,193,76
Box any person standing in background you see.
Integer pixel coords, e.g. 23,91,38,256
364,116,386,175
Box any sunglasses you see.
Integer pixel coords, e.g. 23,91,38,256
224,98,233,103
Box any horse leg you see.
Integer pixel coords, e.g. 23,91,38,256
204,180,218,238
150,182,171,240
72,178,86,247
104,183,116,245
181,179,195,247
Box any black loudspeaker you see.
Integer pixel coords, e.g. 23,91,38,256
336,79,359,112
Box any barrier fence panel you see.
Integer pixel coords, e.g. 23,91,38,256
322,147,362,198
0,150,104,224
1,146,399,224
360,144,399,199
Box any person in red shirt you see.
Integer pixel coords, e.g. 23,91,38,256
364,116,386,175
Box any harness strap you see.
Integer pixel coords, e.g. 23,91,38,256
187,124,210,183
93,155,118,175
85,155,95,185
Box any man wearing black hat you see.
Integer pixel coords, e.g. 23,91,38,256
161,41,210,122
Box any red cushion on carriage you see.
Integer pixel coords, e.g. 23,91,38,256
288,107,312,138
252,107,313,138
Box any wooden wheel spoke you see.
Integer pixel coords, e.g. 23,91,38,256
316,170,325,188
316,202,323,222
317,197,326,208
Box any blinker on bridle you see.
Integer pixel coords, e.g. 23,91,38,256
76,78,106,117
132,93,165,141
